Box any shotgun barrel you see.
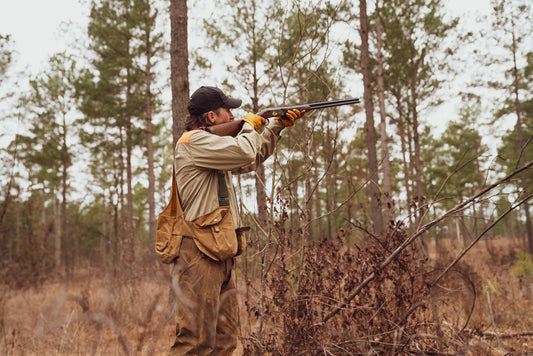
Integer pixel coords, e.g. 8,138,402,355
257,97,360,118
208,97,361,137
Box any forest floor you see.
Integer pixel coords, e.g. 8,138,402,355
1,236,533,355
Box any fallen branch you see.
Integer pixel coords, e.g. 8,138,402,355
483,330,533,338
319,160,533,325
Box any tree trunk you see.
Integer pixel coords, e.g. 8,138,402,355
170,0,190,146
396,97,413,228
126,121,134,262
118,130,126,263
15,189,20,259
359,0,383,236
39,194,46,271
474,155,493,254
375,2,392,218
168,0,190,319
54,198,61,270
315,133,323,238
304,134,313,240
510,22,533,254
330,152,339,239
410,86,424,219
61,163,70,285
126,74,135,263
409,81,428,257
60,112,70,283
455,218,461,243
145,32,157,264
251,94,268,227
101,194,107,268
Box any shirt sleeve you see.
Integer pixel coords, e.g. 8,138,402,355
183,120,284,173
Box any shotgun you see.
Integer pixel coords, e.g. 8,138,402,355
206,97,360,137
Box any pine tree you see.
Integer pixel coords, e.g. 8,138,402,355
490,0,533,252
17,53,79,283
0,34,13,82
269,1,353,241
130,0,166,262
79,0,152,263
424,100,489,243
0,34,16,232
200,0,281,228
378,0,457,231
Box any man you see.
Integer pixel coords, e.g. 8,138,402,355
170,86,304,355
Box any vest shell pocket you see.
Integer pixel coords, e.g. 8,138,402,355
190,207,238,261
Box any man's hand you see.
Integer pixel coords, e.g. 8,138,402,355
243,113,267,131
276,109,305,127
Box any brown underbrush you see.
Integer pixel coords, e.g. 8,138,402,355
1,233,533,355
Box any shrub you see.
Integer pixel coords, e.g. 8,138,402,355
511,252,533,283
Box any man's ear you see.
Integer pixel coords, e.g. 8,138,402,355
208,111,215,123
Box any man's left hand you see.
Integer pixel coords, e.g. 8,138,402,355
276,109,305,127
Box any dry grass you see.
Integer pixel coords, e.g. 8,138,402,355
1,236,533,355
1,265,175,356
428,236,533,354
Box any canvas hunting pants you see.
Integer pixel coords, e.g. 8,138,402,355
169,237,239,355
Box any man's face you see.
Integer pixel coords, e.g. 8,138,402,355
211,107,234,125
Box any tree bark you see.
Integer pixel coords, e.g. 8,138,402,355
396,97,414,228
101,194,107,268
315,133,323,238
359,0,383,235
54,198,61,270
251,94,268,227
126,69,135,263
144,21,157,264
62,159,69,278
304,129,313,240
168,0,190,318
410,81,428,257
375,2,392,216
410,83,424,218
61,113,70,284
170,0,190,146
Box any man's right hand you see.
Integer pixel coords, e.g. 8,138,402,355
243,113,267,131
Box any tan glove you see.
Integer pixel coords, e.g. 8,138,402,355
243,113,267,131
276,109,305,127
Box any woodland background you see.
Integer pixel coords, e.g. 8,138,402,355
1,0,533,354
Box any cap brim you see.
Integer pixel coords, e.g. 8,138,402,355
223,97,242,109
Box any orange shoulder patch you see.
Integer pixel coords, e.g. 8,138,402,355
177,129,201,145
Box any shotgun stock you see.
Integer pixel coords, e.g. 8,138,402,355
207,97,360,137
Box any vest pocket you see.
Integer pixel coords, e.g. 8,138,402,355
190,207,238,261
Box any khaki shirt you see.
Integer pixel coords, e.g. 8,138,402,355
174,120,284,227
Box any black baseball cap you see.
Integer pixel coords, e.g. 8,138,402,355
188,86,242,115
